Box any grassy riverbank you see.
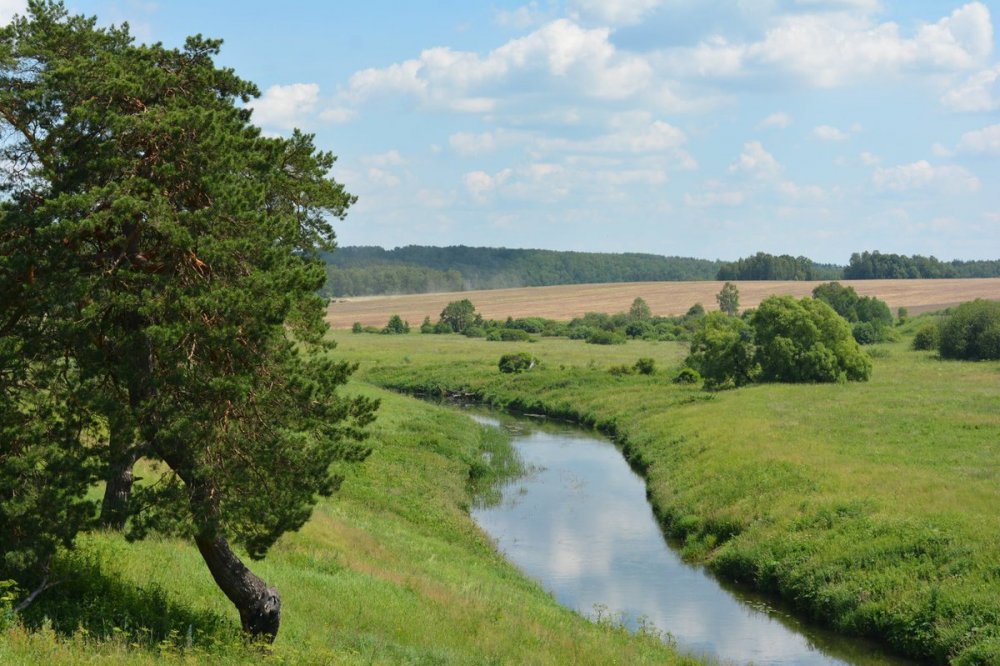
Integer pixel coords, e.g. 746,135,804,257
348,328,1000,665
1,385,693,665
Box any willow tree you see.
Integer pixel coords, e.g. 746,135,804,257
0,1,376,640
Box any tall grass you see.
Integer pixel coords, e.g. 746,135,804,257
2,382,696,664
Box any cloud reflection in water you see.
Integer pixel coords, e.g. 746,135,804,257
471,424,912,666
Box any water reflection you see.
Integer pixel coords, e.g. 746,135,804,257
468,412,916,666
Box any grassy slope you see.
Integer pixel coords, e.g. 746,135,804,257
1,385,693,665
350,328,1000,665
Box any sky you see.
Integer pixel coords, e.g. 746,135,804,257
4,1,1000,263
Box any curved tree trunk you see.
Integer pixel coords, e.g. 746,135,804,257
194,532,281,641
100,412,140,530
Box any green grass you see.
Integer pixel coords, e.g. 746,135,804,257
2,382,696,665
348,327,1000,665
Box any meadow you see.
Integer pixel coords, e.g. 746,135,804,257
325,278,1000,329
346,324,1000,665
1,384,695,665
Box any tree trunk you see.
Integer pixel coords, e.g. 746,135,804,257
194,532,281,641
99,412,140,530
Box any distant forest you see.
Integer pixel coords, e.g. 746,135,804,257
320,246,1000,297
321,246,723,296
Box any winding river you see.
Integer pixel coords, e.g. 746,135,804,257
466,409,917,666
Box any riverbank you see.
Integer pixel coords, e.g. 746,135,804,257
347,328,1000,665
1,386,693,664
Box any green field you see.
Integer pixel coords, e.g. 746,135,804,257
346,325,1000,665
1,385,694,665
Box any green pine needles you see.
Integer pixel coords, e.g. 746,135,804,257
0,0,376,640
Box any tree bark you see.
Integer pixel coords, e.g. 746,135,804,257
194,532,281,641
99,412,140,530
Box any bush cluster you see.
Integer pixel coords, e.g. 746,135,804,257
687,296,872,389
938,300,1000,360
498,353,536,374
812,282,894,344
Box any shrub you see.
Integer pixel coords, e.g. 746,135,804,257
912,323,940,351
463,326,486,338
673,367,701,384
625,320,652,339
585,329,626,345
498,353,535,374
752,296,871,383
608,364,634,376
382,314,409,335
938,299,1000,360
419,316,434,334
686,312,758,389
634,358,656,375
852,321,879,345
351,322,363,334
499,328,532,342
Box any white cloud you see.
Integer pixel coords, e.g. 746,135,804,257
873,160,981,193
366,167,401,188
941,64,1000,111
543,112,687,154
568,0,664,26
729,141,782,179
813,125,850,141
362,150,405,167
860,151,881,166
668,3,994,87
449,131,499,156
319,107,357,123
777,181,827,202
932,142,954,158
463,169,512,202
758,112,793,129
957,124,1000,156
684,190,745,207
343,19,656,113
495,2,549,29
248,83,320,129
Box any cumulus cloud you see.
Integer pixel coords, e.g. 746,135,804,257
758,112,793,129
664,2,994,87
729,141,782,179
956,124,1000,156
941,63,1000,112
344,19,654,112
873,160,981,193
813,125,850,141
248,83,320,129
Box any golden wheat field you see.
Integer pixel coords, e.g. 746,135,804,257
325,278,1000,328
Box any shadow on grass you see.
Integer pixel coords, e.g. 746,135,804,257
19,550,239,650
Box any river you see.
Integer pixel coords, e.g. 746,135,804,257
466,409,918,666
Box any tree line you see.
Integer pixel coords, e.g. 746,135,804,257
320,245,722,296
322,247,1000,297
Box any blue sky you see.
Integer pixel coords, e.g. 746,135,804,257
7,1,1000,262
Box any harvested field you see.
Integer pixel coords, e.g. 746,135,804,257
325,278,1000,329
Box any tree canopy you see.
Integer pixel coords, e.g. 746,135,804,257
0,1,375,640
687,296,872,388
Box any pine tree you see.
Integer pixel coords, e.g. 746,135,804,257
0,1,376,640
